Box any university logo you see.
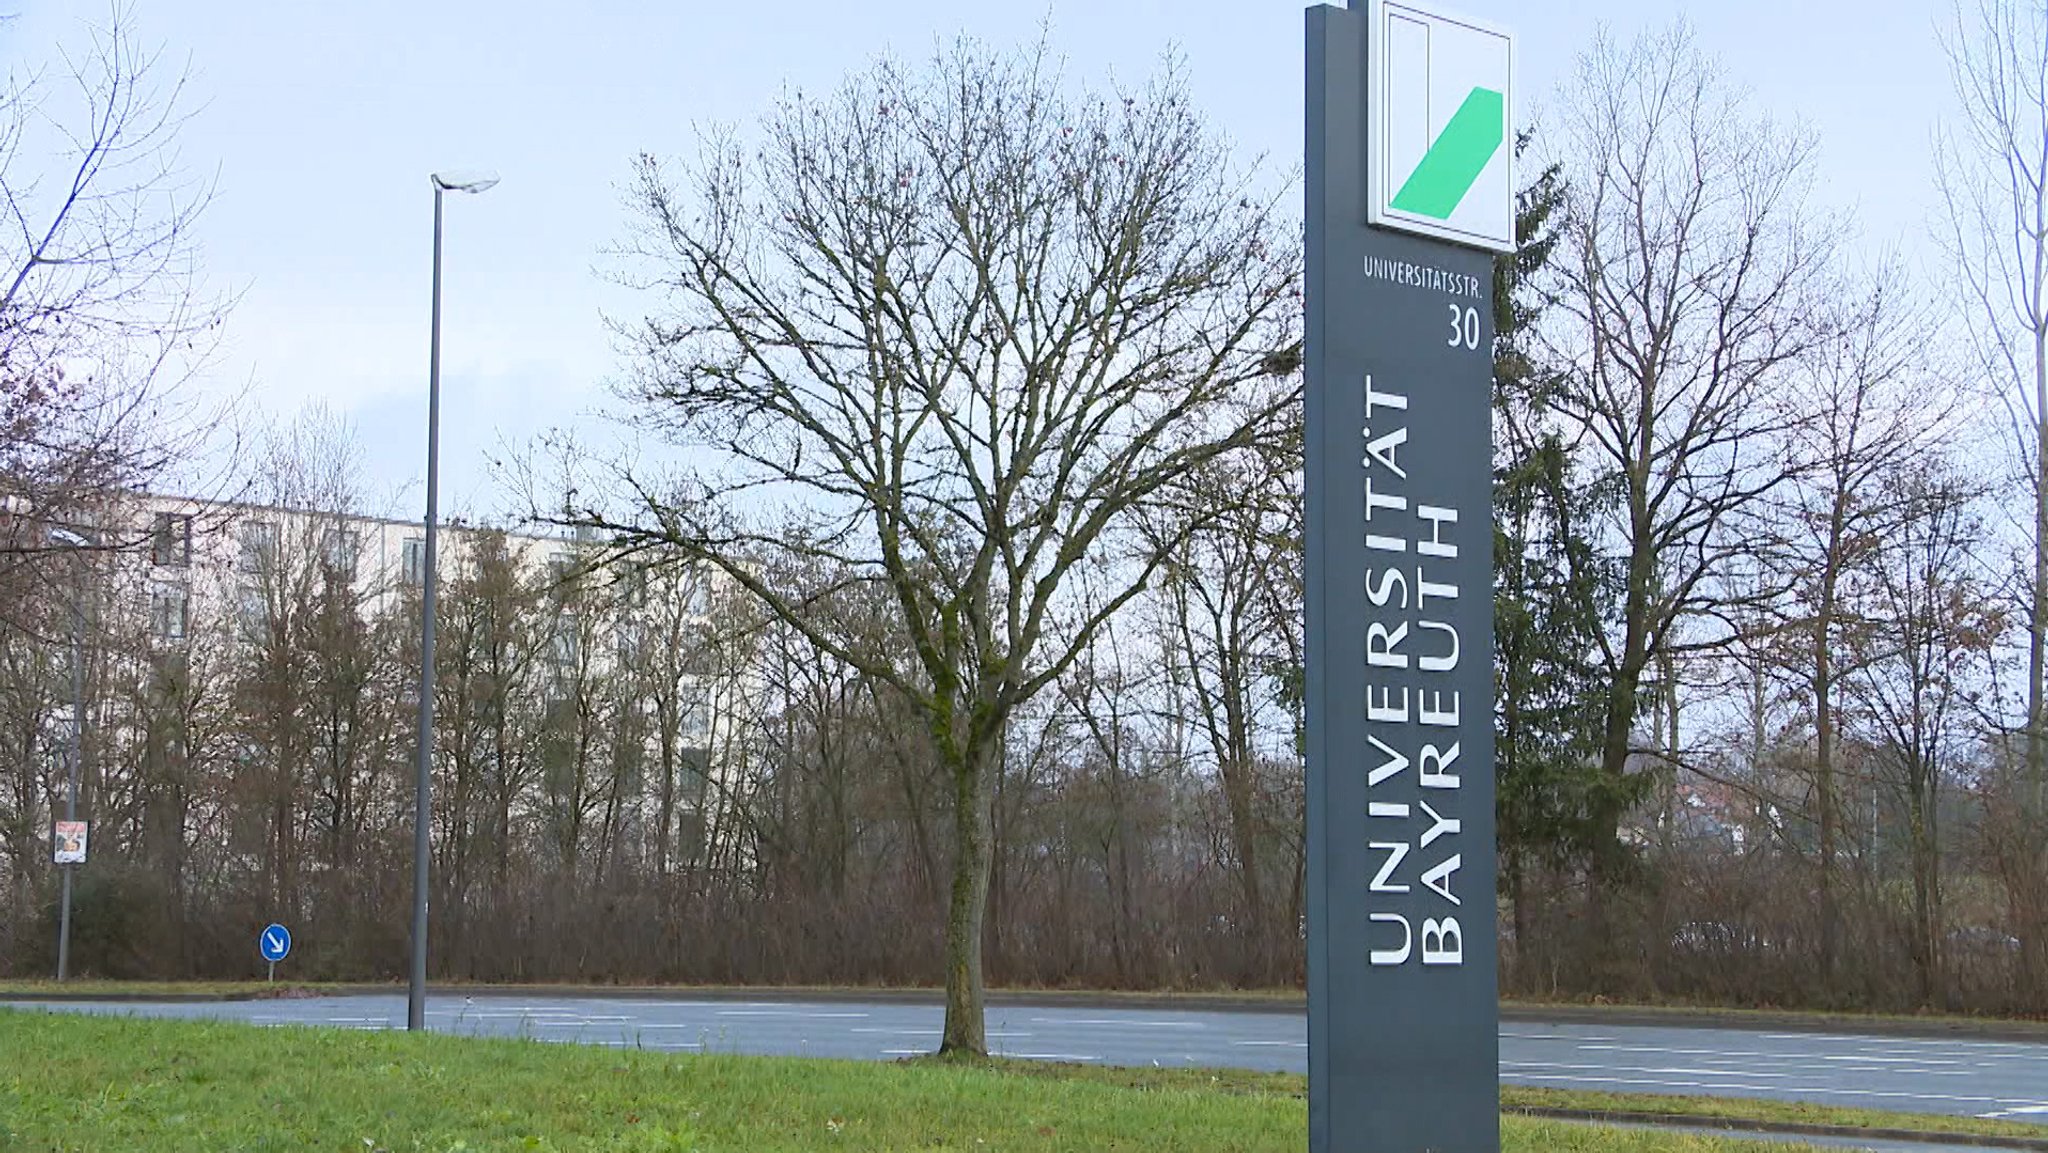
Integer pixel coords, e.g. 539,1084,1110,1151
1368,1,1515,253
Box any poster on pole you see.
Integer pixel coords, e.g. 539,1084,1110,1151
53,821,88,865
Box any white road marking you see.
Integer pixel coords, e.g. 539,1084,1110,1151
716,1010,870,1019
1760,1032,2043,1053
1980,1105,2048,1118
994,1051,1101,1062
1029,1018,1203,1029
1503,1031,1616,1042
1233,1041,1308,1048
1818,1054,1962,1065
1576,1044,1790,1059
1506,1070,2048,1110
847,1027,1027,1038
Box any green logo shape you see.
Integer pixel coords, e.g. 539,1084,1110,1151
1390,86,1504,220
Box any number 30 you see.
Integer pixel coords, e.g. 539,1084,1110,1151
1447,305,1481,351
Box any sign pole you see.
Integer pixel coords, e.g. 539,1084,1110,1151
55,585,84,982
1305,2,1510,1150
259,923,292,983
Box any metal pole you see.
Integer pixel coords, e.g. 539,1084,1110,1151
410,185,444,1032
56,588,82,982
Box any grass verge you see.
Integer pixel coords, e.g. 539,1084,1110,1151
0,979,336,1000
942,1062,2048,1143
0,1008,1803,1152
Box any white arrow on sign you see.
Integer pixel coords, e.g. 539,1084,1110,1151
265,930,285,953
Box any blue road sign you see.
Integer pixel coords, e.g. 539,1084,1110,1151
259,923,292,964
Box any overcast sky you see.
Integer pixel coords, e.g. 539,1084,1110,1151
2,0,1956,521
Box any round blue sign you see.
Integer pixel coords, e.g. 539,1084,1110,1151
258,923,291,963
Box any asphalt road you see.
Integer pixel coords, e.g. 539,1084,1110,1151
8,994,2048,1127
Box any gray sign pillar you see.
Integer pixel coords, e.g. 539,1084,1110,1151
1304,5,1500,1151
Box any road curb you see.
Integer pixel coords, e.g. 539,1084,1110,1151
1509,1106,2048,1151
0,991,264,1003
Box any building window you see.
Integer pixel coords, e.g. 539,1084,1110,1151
620,563,649,609
237,585,268,638
320,526,358,581
549,615,580,669
238,521,277,576
680,569,713,617
401,536,426,586
549,551,579,589
682,694,712,742
616,619,645,665
151,583,189,641
152,513,192,567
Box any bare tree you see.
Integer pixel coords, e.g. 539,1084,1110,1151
566,39,1298,1052
1151,451,1298,983
1774,269,1955,983
1936,0,2048,981
232,406,377,919
1540,23,1840,903
1850,464,2002,1006
0,4,229,589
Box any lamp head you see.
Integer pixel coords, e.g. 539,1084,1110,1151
430,169,501,194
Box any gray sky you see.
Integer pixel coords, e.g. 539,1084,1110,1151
4,0,1956,520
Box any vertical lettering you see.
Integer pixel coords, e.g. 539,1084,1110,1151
1365,477,1407,521
1365,568,1408,608
1418,800,1460,848
1367,622,1410,668
1369,842,1411,893
1417,620,1459,672
1421,918,1463,965
1416,569,1457,606
1367,685,1409,723
1364,376,1409,419
1370,913,1413,966
1364,426,1408,479
1419,743,1460,789
1420,855,1462,906
1366,735,1410,787
1416,504,1458,558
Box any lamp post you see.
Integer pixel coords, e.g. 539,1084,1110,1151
49,526,88,982
412,169,498,1032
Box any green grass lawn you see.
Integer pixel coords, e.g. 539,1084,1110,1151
0,1009,1808,1153
960,1062,2048,1143
0,979,332,999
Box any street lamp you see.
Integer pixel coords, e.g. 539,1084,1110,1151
49,526,88,982
411,169,498,1032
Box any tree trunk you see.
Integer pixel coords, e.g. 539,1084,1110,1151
2032,321,2047,818
1908,782,1939,1008
1508,851,1530,993
940,735,999,1056
2029,336,2048,999
1813,524,1842,988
